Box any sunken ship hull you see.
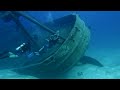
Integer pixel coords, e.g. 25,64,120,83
13,14,90,73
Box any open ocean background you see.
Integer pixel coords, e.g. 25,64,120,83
0,11,120,79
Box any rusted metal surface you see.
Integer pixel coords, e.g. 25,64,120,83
13,14,90,74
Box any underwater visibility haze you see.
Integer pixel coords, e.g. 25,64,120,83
0,11,120,79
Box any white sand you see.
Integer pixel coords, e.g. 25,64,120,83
0,47,119,79
62,47,120,79
45,47,120,79
0,70,37,79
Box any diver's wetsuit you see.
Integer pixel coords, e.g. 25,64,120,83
15,42,31,56
0,42,32,59
0,33,60,59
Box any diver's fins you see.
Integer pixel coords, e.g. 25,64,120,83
0,51,10,59
79,56,104,67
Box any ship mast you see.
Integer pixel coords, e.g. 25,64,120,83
12,11,65,41
0,11,65,50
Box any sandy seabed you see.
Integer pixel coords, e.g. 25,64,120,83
0,48,120,79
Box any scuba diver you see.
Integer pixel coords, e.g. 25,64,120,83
46,30,60,48
15,42,32,57
0,31,60,59
34,30,60,56
0,42,32,59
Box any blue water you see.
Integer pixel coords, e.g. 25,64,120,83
20,11,120,49
0,11,120,79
